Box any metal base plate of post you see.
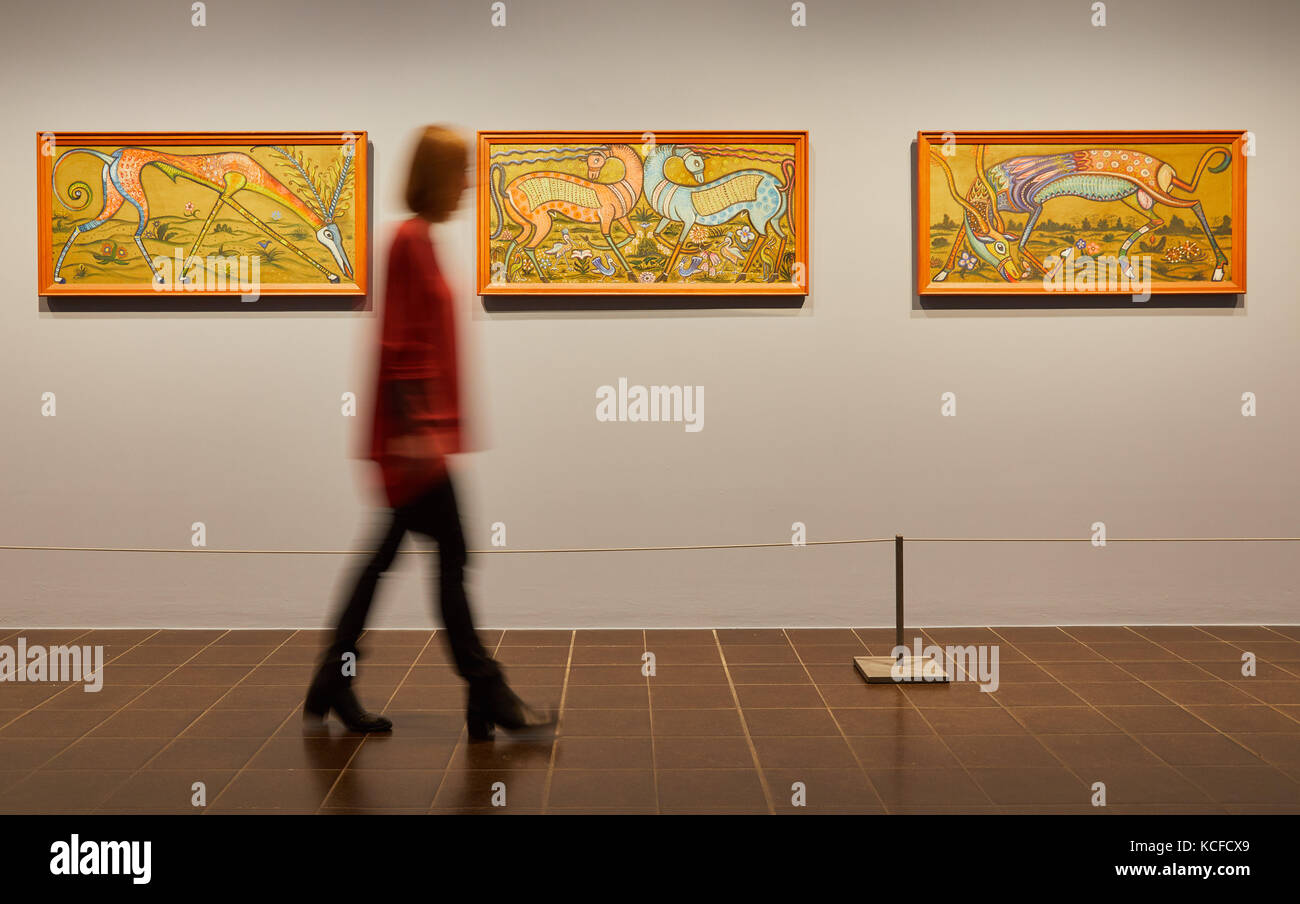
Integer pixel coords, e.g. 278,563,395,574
854,654,950,684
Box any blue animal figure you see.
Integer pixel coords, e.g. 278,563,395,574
676,255,704,277
592,255,616,277
643,144,795,282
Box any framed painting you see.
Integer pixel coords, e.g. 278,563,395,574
917,131,1246,295
38,131,368,295
477,130,808,296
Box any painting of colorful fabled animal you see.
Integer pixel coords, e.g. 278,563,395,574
38,132,368,295
917,132,1246,296
477,131,808,295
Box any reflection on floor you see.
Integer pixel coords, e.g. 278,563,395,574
0,626,1297,814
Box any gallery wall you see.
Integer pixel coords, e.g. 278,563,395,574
2,0,1297,629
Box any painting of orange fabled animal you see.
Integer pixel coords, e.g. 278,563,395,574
37,132,368,295
917,131,1246,296
477,131,808,295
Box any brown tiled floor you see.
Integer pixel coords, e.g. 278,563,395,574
0,625,1297,814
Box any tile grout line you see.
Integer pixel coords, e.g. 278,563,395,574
987,627,1209,811
940,624,1298,810
1067,625,1225,730
2,630,224,803
991,626,1227,812
959,627,1117,811
424,629,507,815
1176,626,1300,724
644,629,659,815
539,630,575,814
1097,626,1300,801
70,629,243,814
1089,628,1281,741
883,628,1004,812
713,630,776,815
196,631,318,813
793,628,892,814
3,629,162,802
1093,626,1293,807
315,630,442,815
0,628,103,734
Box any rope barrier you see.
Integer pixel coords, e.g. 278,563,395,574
0,536,1296,555
909,537,1300,543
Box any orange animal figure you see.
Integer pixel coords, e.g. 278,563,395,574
51,145,354,285
489,144,643,281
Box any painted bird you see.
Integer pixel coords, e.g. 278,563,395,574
542,229,574,258
676,255,704,277
592,255,616,277
718,234,744,264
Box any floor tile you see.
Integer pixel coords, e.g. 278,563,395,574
652,708,745,737
654,737,755,769
656,768,768,812
325,769,443,809
545,769,656,809
553,737,654,770
1134,733,1267,766
866,768,989,808
764,767,884,812
969,767,1090,805
433,769,549,809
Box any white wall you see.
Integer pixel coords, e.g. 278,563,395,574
2,0,1296,629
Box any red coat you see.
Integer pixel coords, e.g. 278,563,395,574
367,217,463,508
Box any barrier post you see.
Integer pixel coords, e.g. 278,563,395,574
854,533,949,685
895,533,904,653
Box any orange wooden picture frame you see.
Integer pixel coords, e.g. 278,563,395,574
38,131,368,296
477,130,808,296
917,131,1247,295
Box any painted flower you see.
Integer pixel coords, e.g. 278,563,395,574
1075,239,1087,251
271,210,281,221
115,246,129,259
99,241,114,256
638,271,655,283
1085,241,1101,255
1163,240,1205,263
184,202,195,215
957,250,977,271
687,225,707,245
736,225,755,244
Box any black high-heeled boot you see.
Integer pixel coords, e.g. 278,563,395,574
465,677,556,741
304,660,393,733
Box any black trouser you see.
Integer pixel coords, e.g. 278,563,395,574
323,475,501,685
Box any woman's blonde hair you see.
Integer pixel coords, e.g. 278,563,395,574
404,125,468,221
